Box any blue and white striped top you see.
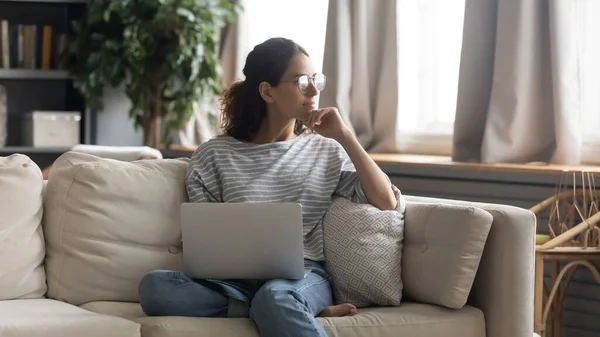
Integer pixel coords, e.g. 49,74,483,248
185,133,374,261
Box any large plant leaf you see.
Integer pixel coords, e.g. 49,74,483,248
65,0,239,143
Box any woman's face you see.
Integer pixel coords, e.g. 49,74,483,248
264,53,321,123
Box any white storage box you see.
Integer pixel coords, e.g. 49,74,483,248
22,111,81,147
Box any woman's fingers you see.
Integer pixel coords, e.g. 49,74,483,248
307,110,316,128
310,109,328,128
315,110,327,125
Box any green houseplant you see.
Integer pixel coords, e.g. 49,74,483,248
65,0,239,147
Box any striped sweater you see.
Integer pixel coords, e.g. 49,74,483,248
185,133,377,261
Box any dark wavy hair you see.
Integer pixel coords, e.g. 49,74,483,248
220,38,309,141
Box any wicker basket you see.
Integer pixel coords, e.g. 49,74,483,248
533,171,600,250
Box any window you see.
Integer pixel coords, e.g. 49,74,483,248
241,1,599,164
243,0,329,74
580,0,600,164
395,0,466,155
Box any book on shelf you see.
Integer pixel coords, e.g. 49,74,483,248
0,20,67,71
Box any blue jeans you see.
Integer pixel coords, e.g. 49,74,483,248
138,260,333,337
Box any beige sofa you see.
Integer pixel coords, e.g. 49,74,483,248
0,152,535,337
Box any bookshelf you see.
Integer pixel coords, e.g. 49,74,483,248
2,0,87,3
0,0,93,167
0,146,70,153
0,69,69,79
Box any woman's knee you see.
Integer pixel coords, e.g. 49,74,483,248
138,270,180,316
139,271,231,318
139,270,177,296
250,282,300,315
250,278,333,320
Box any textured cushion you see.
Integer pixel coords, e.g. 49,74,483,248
0,299,140,337
0,154,46,300
402,202,493,309
323,186,406,307
43,152,188,305
80,301,485,337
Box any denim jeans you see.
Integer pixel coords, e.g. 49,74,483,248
138,259,334,337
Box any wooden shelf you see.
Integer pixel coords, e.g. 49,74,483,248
0,69,70,80
0,0,86,3
0,146,70,154
370,153,600,175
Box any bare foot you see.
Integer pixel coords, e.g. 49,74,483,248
318,303,358,317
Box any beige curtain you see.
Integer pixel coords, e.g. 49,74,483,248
453,0,583,164
178,0,247,147
320,0,399,152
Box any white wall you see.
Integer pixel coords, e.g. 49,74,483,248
96,86,142,146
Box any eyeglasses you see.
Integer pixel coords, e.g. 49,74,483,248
281,73,327,94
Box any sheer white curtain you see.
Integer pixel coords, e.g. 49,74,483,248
396,0,465,155
579,0,600,164
320,0,466,154
244,0,329,75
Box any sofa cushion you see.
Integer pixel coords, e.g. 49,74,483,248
0,154,46,300
323,186,405,308
402,202,493,309
0,299,140,337
44,152,188,305
80,301,485,337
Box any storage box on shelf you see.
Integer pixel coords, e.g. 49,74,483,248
0,0,92,167
22,110,81,147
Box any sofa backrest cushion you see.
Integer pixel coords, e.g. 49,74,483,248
402,202,493,309
0,154,47,300
43,152,188,305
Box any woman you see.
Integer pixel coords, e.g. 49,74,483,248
138,37,398,337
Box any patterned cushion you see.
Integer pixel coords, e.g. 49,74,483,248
323,186,406,307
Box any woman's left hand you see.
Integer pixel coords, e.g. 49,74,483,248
304,107,349,141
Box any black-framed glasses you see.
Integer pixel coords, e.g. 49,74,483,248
282,73,327,94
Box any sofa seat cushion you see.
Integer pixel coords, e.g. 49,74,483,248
80,301,485,337
0,299,140,337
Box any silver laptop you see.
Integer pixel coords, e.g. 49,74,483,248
180,202,306,280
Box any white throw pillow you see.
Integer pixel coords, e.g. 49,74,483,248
402,202,493,309
0,154,46,299
43,152,188,305
323,186,406,308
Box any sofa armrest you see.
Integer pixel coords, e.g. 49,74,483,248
404,195,535,337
